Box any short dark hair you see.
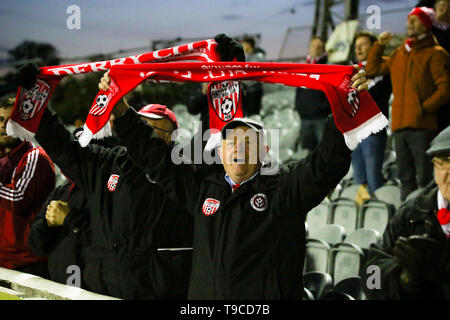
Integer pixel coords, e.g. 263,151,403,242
0,97,15,109
354,31,378,45
241,35,255,48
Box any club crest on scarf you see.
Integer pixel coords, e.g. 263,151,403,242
18,79,51,120
89,77,120,116
202,198,220,216
209,81,241,122
107,174,120,192
338,75,360,118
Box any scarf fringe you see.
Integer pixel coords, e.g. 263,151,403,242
78,122,112,147
6,119,38,145
343,112,389,150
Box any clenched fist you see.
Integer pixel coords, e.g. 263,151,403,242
378,32,394,46
46,200,70,227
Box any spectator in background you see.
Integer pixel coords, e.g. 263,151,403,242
362,126,450,299
294,36,331,152
351,31,392,196
0,97,55,277
240,35,265,116
28,180,90,287
417,0,450,133
366,7,450,201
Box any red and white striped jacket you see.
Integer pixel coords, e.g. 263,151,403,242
0,141,55,269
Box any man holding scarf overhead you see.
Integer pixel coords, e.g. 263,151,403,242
98,41,372,299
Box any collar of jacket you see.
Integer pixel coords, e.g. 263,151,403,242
402,33,438,52
203,162,282,193
410,182,439,220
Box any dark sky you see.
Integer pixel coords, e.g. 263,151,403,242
0,0,416,63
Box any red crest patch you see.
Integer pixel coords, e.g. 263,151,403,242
209,81,241,122
107,174,120,192
202,198,221,216
18,79,51,120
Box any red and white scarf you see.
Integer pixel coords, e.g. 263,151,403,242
7,39,388,151
437,190,450,237
7,39,219,143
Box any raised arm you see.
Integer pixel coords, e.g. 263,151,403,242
365,32,395,77
35,107,117,195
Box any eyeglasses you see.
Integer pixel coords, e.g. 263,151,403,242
432,156,450,169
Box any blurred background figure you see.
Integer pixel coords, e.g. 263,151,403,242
241,35,265,117
0,96,55,277
294,36,331,153
351,31,392,196
366,7,450,201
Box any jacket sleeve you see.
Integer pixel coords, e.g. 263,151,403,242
28,185,68,255
0,147,55,218
283,115,352,215
421,48,450,113
114,108,198,214
35,107,114,195
365,41,392,77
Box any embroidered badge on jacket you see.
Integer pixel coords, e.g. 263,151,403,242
107,174,119,192
202,198,221,216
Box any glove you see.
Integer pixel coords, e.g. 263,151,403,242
393,235,450,284
14,63,40,90
214,34,245,62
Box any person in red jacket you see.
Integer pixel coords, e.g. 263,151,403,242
0,96,55,276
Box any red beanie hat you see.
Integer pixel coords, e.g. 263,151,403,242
408,7,434,32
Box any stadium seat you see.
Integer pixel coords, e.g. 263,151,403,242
329,184,343,201
359,199,395,234
303,271,333,300
309,224,346,245
344,228,382,249
328,243,365,285
306,200,330,234
329,199,359,234
405,188,424,202
339,184,362,200
303,287,315,300
305,222,309,239
332,277,365,300
304,239,331,273
374,185,402,209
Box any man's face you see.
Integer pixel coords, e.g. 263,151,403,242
242,41,253,54
407,15,427,38
0,106,17,147
141,117,175,145
434,156,450,201
219,126,264,183
309,38,324,58
435,0,449,21
355,36,372,63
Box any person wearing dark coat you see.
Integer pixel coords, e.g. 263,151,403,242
362,126,450,299
29,105,194,300
28,181,90,287
103,60,369,299
294,37,331,152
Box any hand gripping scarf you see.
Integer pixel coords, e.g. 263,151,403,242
7,39,388,151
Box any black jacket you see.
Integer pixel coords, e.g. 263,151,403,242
29,182,90,286
34,108,194,299
115,108,352,299
362,183,450,299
